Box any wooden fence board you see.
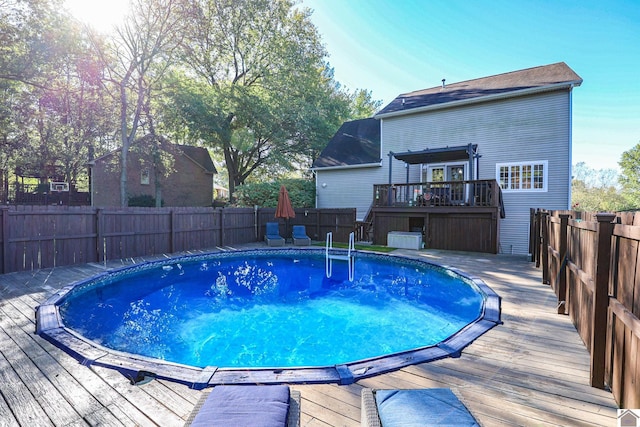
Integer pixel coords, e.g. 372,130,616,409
627,328,640,408
616,237,638,313
0,206,355,274
534,209,640,408
566,221,597,350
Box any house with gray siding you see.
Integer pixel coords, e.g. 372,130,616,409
312,62,582,254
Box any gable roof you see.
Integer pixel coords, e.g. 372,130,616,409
89,135,217,174
178,144,217,174
376,62,582,118
312,118,381,169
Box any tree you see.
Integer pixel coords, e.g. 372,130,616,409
98,0,185,206
349,88,383,119
0,0,114,194
234,179,314,208
175,0,341,196
0,0,66,87
571,162,627,212
32,23,118,186
0,0,63,194
618,142,640,209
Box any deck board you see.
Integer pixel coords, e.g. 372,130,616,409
0,248,619,426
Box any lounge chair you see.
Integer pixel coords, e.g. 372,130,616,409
185,385,300,427
361,388,479,427
265,222,285,246
292,225,311,246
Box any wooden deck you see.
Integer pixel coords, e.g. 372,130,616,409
0,248,619,426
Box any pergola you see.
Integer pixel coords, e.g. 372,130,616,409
387,143,479,186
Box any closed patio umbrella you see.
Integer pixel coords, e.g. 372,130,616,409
275,185,295,241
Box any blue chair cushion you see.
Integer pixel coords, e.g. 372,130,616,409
375,389,479,427
190,385,290,427
292,225,308,237
266,222,281,236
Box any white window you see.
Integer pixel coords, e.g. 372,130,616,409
141,168,150,185
496,161,547,192
423,163,466,182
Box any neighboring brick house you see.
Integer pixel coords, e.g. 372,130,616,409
89,134,217,207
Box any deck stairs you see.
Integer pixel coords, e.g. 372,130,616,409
354,205,374,244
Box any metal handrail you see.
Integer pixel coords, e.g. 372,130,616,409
325,231,355,281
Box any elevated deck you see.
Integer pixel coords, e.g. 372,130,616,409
360,180,503,253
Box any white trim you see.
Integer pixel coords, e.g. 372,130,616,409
140,168,150,185
568,89,573,209
496,160,549,192
310,162,382,172
423,162,467,181
49,182,69,192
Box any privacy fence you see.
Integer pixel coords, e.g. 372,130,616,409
0,206,355,275
531,209,640,408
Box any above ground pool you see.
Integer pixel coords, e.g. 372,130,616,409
37,248,501,387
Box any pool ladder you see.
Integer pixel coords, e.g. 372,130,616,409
325,231,355,281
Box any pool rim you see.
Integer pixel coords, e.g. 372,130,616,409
36,248,501,389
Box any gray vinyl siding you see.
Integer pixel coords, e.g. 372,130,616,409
317,89,574,254
316,166,382,221
382,90,572,254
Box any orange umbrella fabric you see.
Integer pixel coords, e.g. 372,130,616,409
275,185,296,219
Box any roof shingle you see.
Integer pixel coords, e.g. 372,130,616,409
312,118,381,168
376,62,582,117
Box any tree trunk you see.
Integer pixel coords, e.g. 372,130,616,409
119,81,129,207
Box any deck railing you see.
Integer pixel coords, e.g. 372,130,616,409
372,179,500,208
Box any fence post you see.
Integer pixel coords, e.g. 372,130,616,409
1,206,8,274
96,208,104,264
529,208,536,262
170,209,176,253
557,213,570,314
220,209,225,246
534,209,541,267
590,212,616,388
541,211,550,285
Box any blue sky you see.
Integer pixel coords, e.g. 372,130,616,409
303,0,640,171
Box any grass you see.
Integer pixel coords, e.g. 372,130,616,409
312,241,397,253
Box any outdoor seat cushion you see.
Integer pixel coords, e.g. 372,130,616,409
374,389,479,427
189,385,290,427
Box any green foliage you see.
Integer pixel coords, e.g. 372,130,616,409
571,162,630,212
165,0,373,195
1,0,383,205
234,179,315,208
618,143,640,209
128,194,163,207
349,88,383,118
1,0,118,188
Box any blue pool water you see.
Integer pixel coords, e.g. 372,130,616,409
59,250,485,368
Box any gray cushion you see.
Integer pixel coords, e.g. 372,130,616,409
375,389,479,427
189,385,290,427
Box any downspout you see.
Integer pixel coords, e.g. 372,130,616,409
314,170,318,209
